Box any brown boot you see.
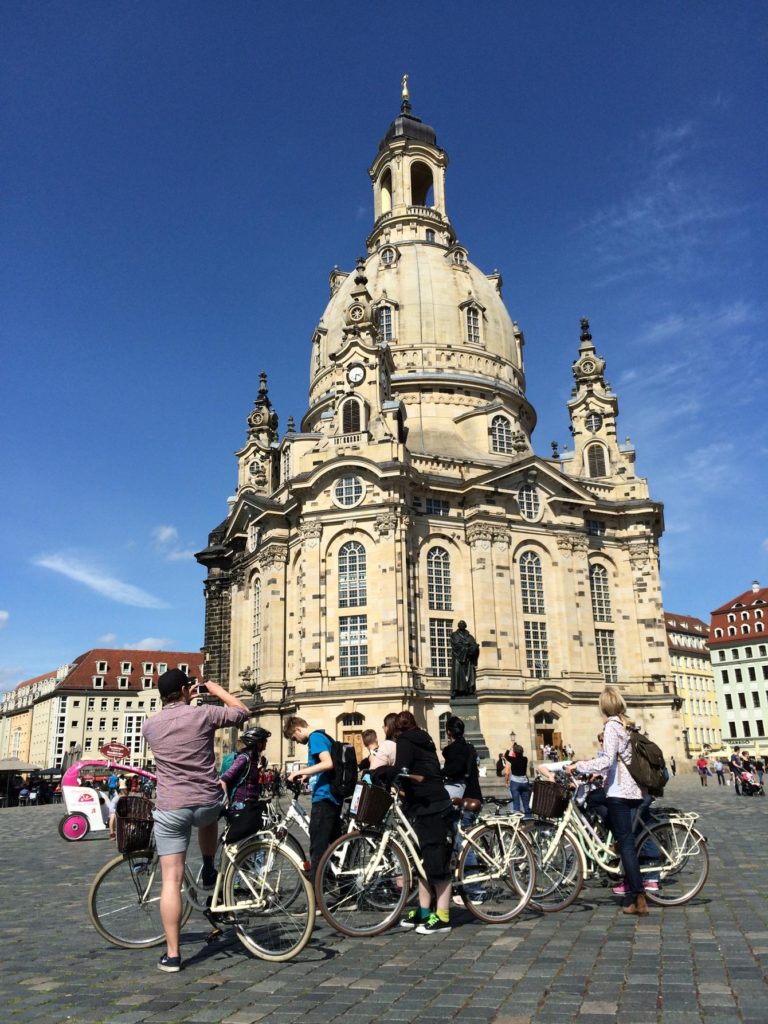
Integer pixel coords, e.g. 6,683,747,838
623,893,649,916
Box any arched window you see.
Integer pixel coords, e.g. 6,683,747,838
587,444,607,477
380,168,392,213
251,577,262,685
339,541,367,608
756,623,764,633
281,445,291,484
742,624,750,634
519,551,545,614
466,306,480,344
590,564,612,622
728,626,736,636
377,304,393,341
342,399,361,434
410,161,434,206
426,228,435,243
518,484,541,521
491,415,514,454
438,711,451,746
741,611,749,620
714,628,723,637
427,547,452,610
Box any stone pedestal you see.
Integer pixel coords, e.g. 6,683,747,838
450,696,490,760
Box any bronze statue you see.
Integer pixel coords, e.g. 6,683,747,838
450,620,479,698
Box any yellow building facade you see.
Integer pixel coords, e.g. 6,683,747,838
198,95,684,766
664,613,722,760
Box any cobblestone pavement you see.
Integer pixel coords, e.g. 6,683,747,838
1,773,766,1024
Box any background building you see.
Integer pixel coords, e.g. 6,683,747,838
198,94,684,765
664,612,721,759
0,649,203,769
709,582,768,758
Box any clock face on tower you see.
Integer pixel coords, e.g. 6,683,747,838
346,363,365,386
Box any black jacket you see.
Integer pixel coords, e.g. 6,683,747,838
442,737,483,801
372,727,450,813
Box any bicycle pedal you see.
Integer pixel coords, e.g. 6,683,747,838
205,927,223,943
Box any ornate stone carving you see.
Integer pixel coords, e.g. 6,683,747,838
298,521,323,549
627,539,652,570
492,526,511,550
374,511,399,536
512,430,529,453
230,555,247,590
256,542,288,569
467,523,494,549
556,533,589,556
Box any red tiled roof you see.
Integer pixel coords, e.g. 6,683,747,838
57,649,204,693
664,612,709,634
15,669,61,691
711,586,768,616
709,585,768,645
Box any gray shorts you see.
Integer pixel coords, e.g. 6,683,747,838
152,800,223,856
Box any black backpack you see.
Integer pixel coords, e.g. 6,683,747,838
620,726,668,798
313,731,358,801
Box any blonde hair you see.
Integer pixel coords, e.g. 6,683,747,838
599,685,627,719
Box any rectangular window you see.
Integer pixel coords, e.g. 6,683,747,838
143,662,153,674
466,307,480,344
718,650,726,661
586,519,606,536
732,650,739,659
749,667,757,681
118,678,129,689
738,692,747,708
595,630,618,684
725,694,733,710
97,661,108,673
87,697,95,710
758,720,765,737
71,720,78,728
764,666,768,680
121,662,132,673
142,678,153,688
425,499,450,517
735,669,743,683
743,721,751,738
721,670,729,684
745,647,753,658
86,717,94,729
92,677,104,689
524,620,550,679
123,713,147,763
158,663,167,675
100,697,108,710
429,618,452,677
112,717,119,729
99,718,106,729
339,615,368,677
753,692,760,708
113,698,120,710
728,721,737,738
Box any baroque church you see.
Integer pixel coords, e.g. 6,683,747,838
197,87,683,766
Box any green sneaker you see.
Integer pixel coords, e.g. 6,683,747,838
399,909,421,930
415,913,452,935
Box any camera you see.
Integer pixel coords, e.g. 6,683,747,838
194,679,209,695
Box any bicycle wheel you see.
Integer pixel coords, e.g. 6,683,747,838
315,830,410,937
223,839,314,961
88,850,193,949
525,819,584,912
637,821,709,906
457,822,536,923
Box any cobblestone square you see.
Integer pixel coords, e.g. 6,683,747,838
1,774,766,1024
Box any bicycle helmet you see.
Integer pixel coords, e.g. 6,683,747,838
241,726,271,749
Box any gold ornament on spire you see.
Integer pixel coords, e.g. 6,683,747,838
401,74,410,103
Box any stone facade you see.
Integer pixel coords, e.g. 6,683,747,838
197,95,684,767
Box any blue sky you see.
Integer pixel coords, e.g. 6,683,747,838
2,3,766,689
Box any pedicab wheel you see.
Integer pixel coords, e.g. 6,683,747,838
88,850,192,949
315,829,410,937
223,838,315,962
456,822,537,923
59,813,90,842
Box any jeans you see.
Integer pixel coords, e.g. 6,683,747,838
309,798,342,882
606,797,644,899
716,771,725,785
508,779,531,816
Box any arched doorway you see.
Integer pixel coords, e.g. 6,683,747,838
340,712,365,762
533,711,561,757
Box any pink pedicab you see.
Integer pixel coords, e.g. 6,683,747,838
59,744,155,842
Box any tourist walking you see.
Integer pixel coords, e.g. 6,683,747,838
567,685,649,916
730,750,743,795
669,756,677,777
696,756,709,786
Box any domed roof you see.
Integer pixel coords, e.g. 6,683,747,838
312,242,524,392
379,109,438,151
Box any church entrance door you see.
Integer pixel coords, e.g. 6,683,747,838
343,730,365,763
536,728,562,756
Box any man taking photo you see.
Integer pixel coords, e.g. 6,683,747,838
142,667,250,973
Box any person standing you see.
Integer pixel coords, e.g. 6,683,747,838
284,717,342,882
669,756,677,778
505,743,532,817
714,759,725,785
696,756,709,787
567,686,649,916
730,750,743,795
369,713,398,770
141,669,250,972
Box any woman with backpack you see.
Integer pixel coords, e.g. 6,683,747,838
219,726,272,844
566,686,649,916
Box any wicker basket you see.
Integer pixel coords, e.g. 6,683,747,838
531,778,569,819
353,783,393,828
115,795,154,853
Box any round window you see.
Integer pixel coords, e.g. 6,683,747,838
381,247,396,266
334,476,364,508
585,412,602,433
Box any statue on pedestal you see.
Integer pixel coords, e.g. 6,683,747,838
450,620,479,698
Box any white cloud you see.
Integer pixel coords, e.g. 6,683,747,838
123,637,172,651
34,554,168,609
0,610,9,628
97,632,118,645
152,525,196,562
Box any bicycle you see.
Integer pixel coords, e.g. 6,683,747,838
524,773,709,912
314,772,536,936
88,814,315,962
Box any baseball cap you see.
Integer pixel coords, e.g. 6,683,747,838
157,667,192,698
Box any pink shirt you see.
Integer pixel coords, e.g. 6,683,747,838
142,702,249,811
369,739,397,770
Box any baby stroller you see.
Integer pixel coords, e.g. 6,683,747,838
740,770,765,796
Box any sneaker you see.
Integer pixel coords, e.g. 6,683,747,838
415,913,452,935
157,954,182,973
643,880,659,892
612,881,631,895
200,869,217,890
400,909,421,930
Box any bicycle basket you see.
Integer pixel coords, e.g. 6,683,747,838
115,795,154,853
531,778,569,819
353,783,393,827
